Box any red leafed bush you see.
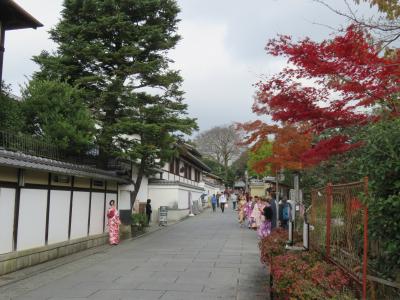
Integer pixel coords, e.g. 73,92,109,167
270,252,355,299
260,230,356,299
259,228,288,264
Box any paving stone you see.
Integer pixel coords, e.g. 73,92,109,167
0,210,269,299
88,289,164,300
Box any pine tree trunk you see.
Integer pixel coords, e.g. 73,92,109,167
130,158,146,211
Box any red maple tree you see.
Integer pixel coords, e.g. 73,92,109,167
243,25,400,166
239,122,311,172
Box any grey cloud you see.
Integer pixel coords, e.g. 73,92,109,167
3,0,381,133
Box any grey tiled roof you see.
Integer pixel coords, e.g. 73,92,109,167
148,179,205,191
0,149,129,183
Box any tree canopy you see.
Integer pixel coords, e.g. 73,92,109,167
22,80,95,156
241,25,400,167
33,0,197,208
194,124,244,180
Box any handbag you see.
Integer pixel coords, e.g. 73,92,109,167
224,203,228,208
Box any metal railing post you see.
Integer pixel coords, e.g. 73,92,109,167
326,183,333,258
362,177,369,300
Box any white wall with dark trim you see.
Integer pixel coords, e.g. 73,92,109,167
0,170,119,256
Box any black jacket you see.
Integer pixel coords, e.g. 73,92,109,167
263,206,273,221
146,203,152,215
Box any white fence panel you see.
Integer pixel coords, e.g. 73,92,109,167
48,190,70,245
0,188,16,254
89,192,105,235
70,191,90,239
17,189,47,251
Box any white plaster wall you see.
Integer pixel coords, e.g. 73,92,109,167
0,188,15,254
119,190,130,210
48,190,70,245
70,191,90,240
148,185,179,210
136,177,148,203
149,184,205,210
17,189,47,251
104,193,117,232
119,175,148,208
89,192,105,235
178,189,189,209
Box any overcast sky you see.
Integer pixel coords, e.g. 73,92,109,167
3,0,376,132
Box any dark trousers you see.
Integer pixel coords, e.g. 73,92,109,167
146,213,151,225
281,220,288,229
232,201,237,210
212,203,216,212
220,203,225,213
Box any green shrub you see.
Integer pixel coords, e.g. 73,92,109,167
131,213,147,228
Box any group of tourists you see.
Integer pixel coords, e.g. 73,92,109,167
237,191,290,239
211,192,227,212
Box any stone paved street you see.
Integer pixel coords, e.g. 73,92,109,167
0,208,269,300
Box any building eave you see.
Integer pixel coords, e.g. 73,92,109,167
0,149,129,183
0,0,43,30
148,179,205,191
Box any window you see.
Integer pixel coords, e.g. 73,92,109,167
93,180,104,187
175,159,180,175
184,163,188,178
52,174,70,184
195,170,201,182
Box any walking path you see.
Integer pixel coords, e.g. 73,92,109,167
0,208,269,300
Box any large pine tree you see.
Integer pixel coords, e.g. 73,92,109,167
34,0,197,208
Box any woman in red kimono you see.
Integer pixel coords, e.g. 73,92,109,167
107,200,121,245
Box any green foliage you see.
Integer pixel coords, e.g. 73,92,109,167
0,84,24,132
301,118,400,280
247,140,272,177
33,0,197,208
357,118,400,198
356,118,400,280
21,80,95,156
231,151,248,180
366,194,400,280
131,213,147,228
201,157,225,179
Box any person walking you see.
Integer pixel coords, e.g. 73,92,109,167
216,192,221,207
238,196,247,227
106,200,121,245
258,198,273,239
219,193,227,213
279,197,290,229
245,197,254,228
230,192,238,210
146,199,152,225
211,194,217,212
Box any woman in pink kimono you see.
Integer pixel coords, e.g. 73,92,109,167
238,196,247,227
258,198,272,238
244,197,254,228
250,197,264,229
107,200,121,245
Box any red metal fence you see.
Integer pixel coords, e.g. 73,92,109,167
309,178,400,300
